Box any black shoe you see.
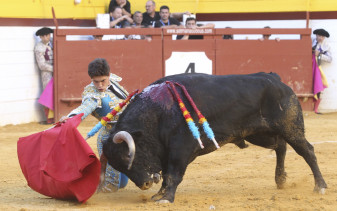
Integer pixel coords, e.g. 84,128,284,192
315,112,323,115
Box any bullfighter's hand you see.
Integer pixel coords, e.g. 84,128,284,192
59,116,70,123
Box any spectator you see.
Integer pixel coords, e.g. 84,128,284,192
142,0,190,27
142,0,160,27
176,17,215,40
223,27,233,39
109,0,131,17
34,27,54,125
109,6,133,28
312,28,332,114
93,35,104,40
128,11,148,40
59,58,129,192
89,34,104,40
131,11,144,28
153,5,182,28
223,34,233,39
259,26,280,41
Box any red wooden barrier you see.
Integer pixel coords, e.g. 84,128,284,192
214,28,312,95
53,28,163,120
163,28,313,110
53,28,313,120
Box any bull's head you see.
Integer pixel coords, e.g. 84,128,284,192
101,131,162,191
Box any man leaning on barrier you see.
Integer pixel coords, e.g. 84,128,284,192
176,17,215,40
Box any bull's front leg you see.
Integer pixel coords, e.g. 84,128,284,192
153,156,188,203
151,172,168,201
153,171,184,203
157,173,183,203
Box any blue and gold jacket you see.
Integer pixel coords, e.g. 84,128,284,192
68,74,128,122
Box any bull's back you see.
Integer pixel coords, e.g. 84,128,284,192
156,72,284,94
154,73,302,135
155,73,294,115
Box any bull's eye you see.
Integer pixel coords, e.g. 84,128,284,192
121,154,130,163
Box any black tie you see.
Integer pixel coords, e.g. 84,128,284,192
108,85,126,100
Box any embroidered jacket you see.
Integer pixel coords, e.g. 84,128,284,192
34,41,53,73
68,74,129,121
35,41,53,89
312,38,332,63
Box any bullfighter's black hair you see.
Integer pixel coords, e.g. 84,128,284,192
88,58,110,78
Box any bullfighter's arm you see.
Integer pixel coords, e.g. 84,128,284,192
67,98,99,120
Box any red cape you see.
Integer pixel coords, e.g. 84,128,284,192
17,114,100,202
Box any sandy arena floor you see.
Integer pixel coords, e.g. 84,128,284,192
0,111,336,211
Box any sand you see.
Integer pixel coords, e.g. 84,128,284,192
1,111,336,211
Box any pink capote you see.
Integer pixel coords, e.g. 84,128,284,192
38,77,54,110
17,114,100,203
312,54,327,97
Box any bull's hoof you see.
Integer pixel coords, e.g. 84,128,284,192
152,193,174,203
153,173,161,184
276,174,287,189
318,188,326,195
155,199,171,204
314,181,327,194
151,193,163,201
276,183,284,189
314,186,326,194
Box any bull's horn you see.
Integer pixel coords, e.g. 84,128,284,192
113,131,135,170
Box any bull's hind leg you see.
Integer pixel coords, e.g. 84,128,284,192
281,94,327,193
274,137,287,189
286,138,327,193
245,134,287,189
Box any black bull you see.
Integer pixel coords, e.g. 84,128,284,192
100,72,327,203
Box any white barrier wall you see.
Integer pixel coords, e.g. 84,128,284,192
0,27,45,126
0,26,90,126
